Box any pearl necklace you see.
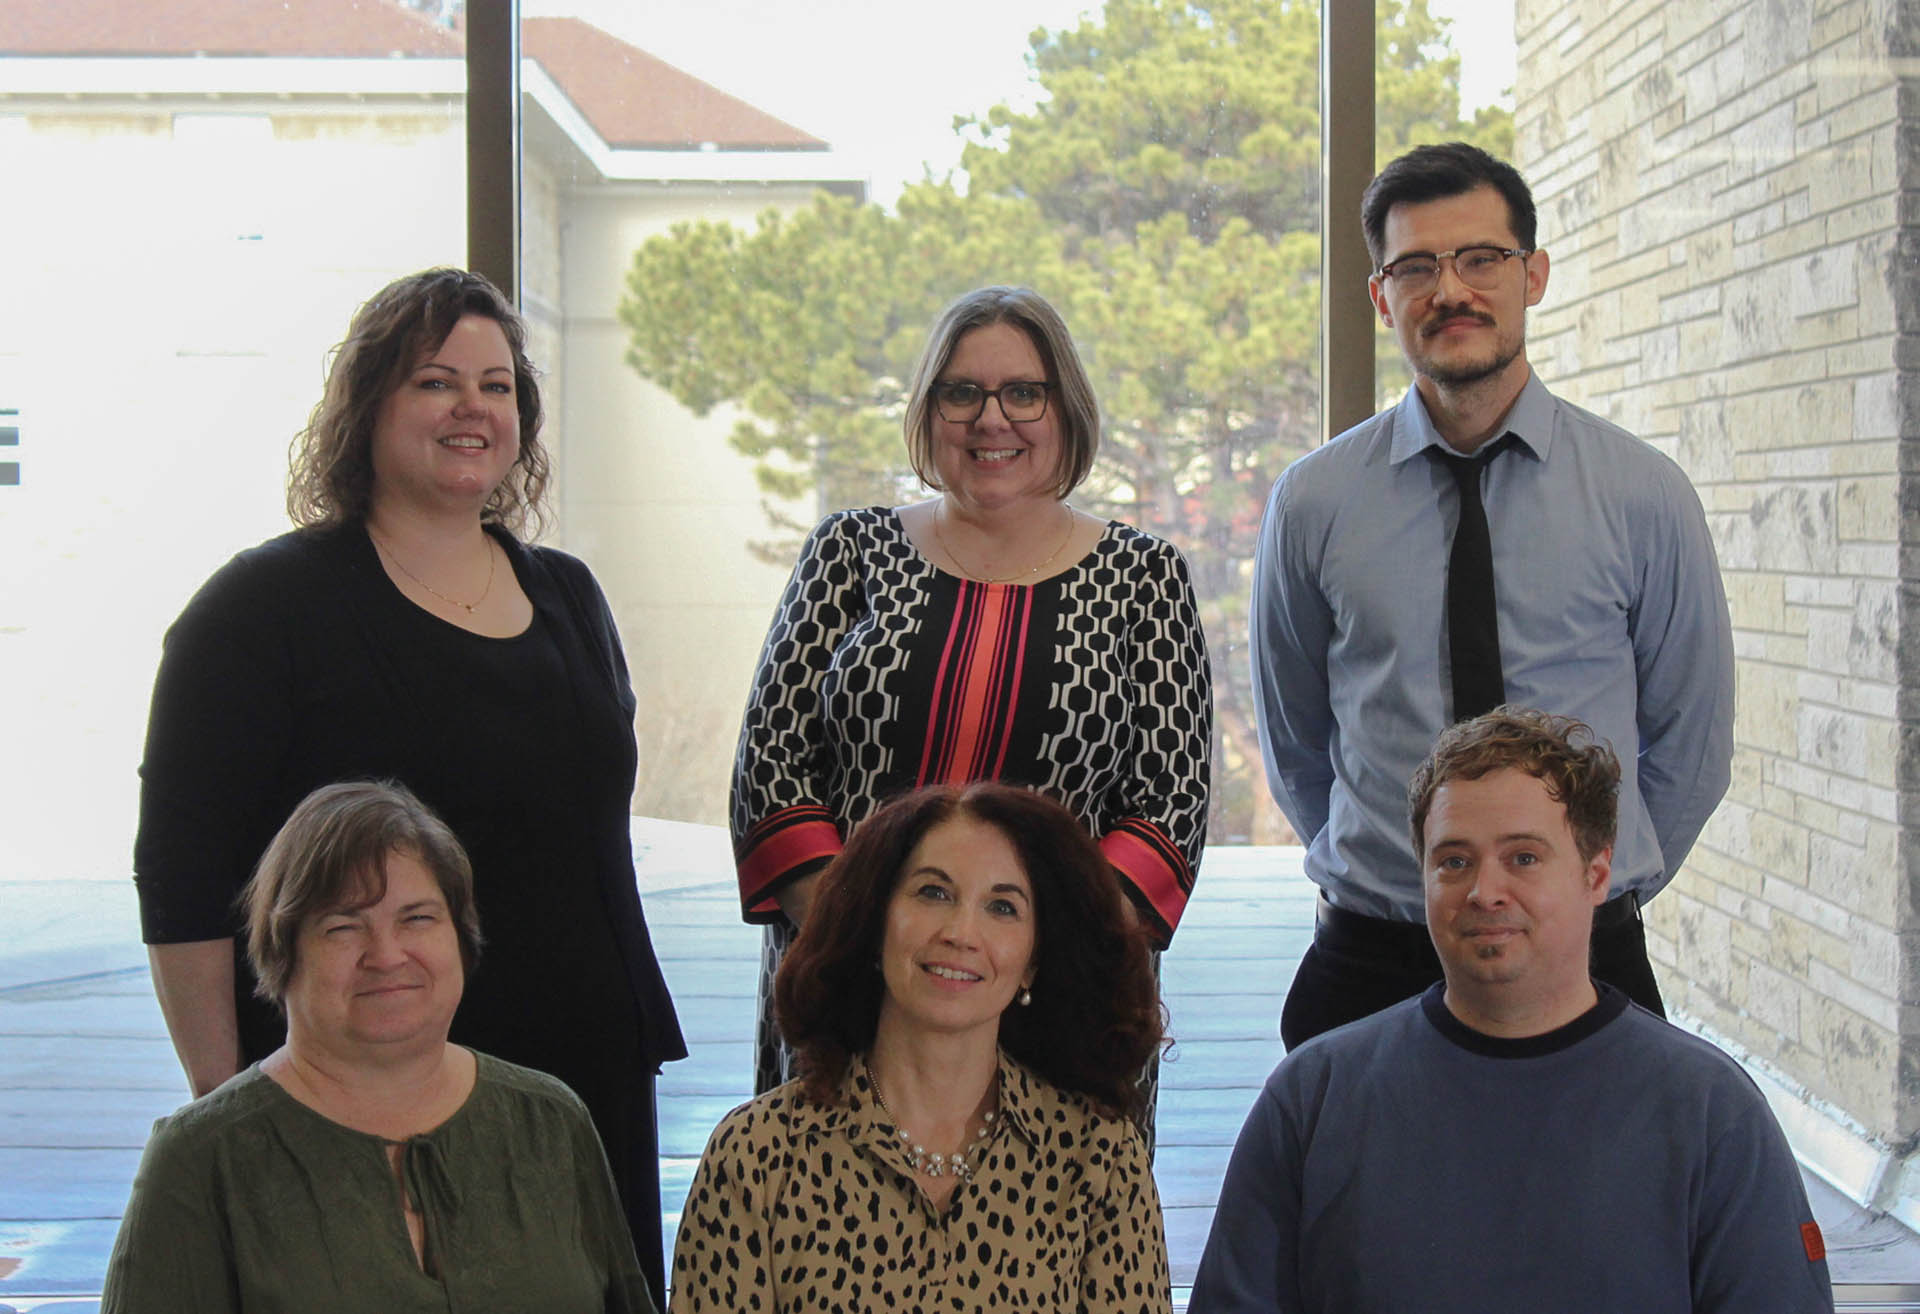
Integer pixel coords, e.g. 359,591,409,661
369,529,497,615
933,501,1075,585
868,1070,998,1181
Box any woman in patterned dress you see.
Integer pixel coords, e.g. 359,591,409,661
729,286,1213,1104
671,783,1170,1313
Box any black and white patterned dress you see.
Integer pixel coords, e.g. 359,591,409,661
730,507,1212,1094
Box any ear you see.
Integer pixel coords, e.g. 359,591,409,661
1523,248,1550,308
1368,273,1394,327
1585,845,1612,906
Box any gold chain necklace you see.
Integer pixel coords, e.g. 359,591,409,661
868,1069,998,1181
369,529,497,615
932,501,1075,585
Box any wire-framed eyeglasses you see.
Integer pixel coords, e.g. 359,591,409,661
932,380,1052,424
1376,246,1533,297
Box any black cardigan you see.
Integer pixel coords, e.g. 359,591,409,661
134,524,686,1071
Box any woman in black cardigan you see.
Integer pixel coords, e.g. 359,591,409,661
133,268,685,1305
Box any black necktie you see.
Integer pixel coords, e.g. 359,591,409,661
1432,436,1512,721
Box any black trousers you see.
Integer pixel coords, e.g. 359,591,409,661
1279,892,1664,1050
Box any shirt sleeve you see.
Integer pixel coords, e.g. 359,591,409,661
567,1099,658,1314
1628,466,1734,878
133,551,297,943
1079,1125,1172,1313
1690,1089,1834,1313
100,1117,241,1314
667,1107,778,1313
1097,537,1212,943
1249,471,1337,849
728,515,868,921
1188,1081,1303,1314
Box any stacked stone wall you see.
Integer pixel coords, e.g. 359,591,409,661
1515,0,1915,1141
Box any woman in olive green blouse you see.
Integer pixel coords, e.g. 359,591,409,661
670,783,1170,1313
102,782,654,1313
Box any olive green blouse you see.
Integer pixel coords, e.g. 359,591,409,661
670,1051,1170,1312
101,1053,655,1313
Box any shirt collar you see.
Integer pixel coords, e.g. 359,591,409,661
1387,370,1556,466
817,1050,1047,1155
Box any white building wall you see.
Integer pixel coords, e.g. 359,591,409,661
555,182,821,826
0,100,466,883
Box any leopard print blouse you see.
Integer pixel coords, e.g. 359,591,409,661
669,1051,1170,1312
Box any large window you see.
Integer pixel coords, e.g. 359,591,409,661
4,0,1913,1305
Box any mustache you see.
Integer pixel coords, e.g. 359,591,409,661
1421,311,1496,337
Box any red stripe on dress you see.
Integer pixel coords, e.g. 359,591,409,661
917,582,1033,786
915,586,977,784
985,591,1031,779
941,585,1009,780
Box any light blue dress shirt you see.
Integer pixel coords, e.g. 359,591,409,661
1250,373,1734,920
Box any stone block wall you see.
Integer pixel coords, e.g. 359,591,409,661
1514,0,1916,1145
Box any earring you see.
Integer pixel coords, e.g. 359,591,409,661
1018,987,1032,1007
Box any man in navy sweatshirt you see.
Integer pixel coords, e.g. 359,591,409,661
1190,707,1831,1314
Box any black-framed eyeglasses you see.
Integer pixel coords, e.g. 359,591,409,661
932,380,1052,423
1376,246,1533,297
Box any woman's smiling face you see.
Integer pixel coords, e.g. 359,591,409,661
929,322,1062,514
876,813,1039,1045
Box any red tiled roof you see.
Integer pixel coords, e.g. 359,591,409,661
2,0,825,151
522,17,822,151
2,0,463,57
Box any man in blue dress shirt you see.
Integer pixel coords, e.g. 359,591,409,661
1251,142,1734,1047
1189,709,1830,1314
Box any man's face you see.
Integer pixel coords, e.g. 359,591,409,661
1367,184,1548,390
1421,767,1610,1030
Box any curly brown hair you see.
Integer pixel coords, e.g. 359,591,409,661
775,783,1162,1120
286,268,549,534
1407,705,1621,864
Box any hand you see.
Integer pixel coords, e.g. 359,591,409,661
775,873,820,929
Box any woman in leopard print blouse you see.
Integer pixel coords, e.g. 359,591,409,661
670,783,1170,1312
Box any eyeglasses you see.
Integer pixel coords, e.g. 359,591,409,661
1375,246,1533,297
932,380,1052,424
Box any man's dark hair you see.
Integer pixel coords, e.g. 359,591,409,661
1361,142,1538,267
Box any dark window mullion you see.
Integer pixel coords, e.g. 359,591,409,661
465,0,521,305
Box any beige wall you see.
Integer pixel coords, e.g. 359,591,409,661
1515,0,1914,1144
553,182,822,826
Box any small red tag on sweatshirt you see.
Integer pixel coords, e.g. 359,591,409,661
1801,1221,1826,1262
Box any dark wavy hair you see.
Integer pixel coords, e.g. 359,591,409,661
1408,705,1621,864
776,783,1162,1120
241,780,484,1009
901,286,1100,498
286,268,549,535
1361,141,1538,267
